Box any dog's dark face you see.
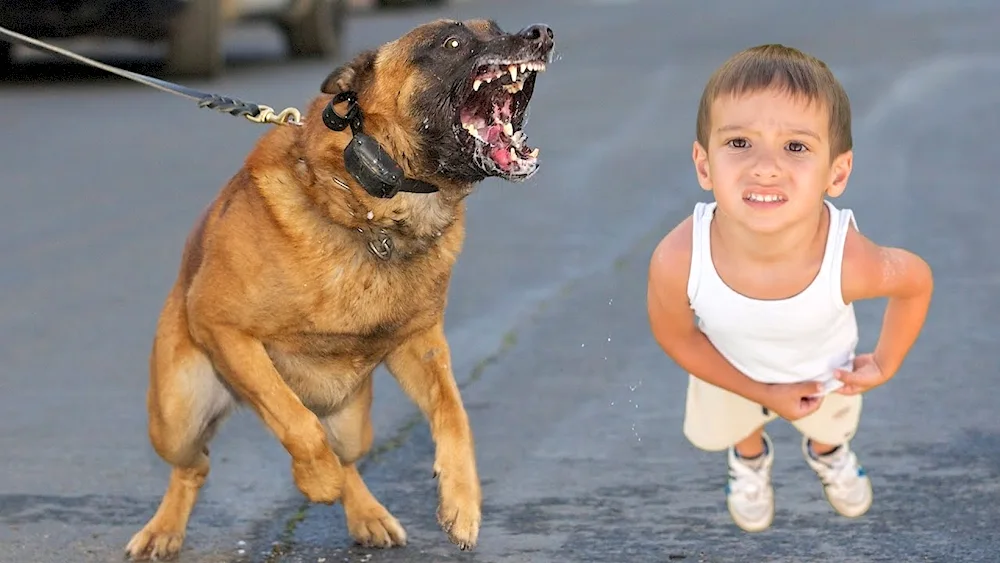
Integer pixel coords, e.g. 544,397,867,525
321,19,555,186
408,19,555,183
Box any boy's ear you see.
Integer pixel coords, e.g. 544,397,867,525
826,150,853,198
692,141,713,192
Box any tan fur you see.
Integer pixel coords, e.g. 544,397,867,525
124,20,501,561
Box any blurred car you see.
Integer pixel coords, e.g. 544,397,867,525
375,0,445,7
0,0,347,77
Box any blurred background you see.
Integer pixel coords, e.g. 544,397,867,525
0,0,437,78
2,1,999,562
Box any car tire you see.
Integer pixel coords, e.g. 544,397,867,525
377,0,446,7
0,41,12,72
165,0,224,78
283,0,345,60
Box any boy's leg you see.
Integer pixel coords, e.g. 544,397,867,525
683,375,777,532
726,426,775,532
792,393,872,518
734,427,767,458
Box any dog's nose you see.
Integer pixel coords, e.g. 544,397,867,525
519,24,554,50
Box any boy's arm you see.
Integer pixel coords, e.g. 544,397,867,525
841,228,934,384
646,218,772,405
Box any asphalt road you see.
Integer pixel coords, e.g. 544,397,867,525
2,0,999,562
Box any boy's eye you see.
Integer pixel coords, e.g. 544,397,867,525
787,141,807,152
727,138,748,149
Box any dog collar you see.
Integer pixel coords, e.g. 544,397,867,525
322,91,440,199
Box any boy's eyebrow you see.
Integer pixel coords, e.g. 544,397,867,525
715,124,822,141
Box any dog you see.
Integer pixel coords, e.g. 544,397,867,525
123,18,554,561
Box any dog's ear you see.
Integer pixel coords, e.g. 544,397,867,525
320,49,378,95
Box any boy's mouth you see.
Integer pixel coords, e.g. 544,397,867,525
744,193,786,203
743,191,787,207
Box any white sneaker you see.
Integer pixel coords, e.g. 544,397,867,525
725,432,775,532
802,438,873,518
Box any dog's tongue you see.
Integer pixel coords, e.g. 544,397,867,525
484,124,504,144
485,124,513,168
489,145,512,168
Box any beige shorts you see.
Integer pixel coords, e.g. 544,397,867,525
682,375,863,452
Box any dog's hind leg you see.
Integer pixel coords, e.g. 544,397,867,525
125,286,236,561
322,375,408,548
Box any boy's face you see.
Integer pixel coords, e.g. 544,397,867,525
692,88,853,234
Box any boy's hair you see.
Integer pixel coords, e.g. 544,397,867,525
696,44,852,158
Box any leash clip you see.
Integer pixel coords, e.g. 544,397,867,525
247,105,303,126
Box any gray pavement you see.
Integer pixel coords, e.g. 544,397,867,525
1,0,998,561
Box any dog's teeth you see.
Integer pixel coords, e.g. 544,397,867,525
509,65,518,82
529,148,540,158
509,147,518,161
520,63,528,72
473,80,482,91
504,81,524,94
503,122,514,137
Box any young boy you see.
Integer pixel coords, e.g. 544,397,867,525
646,44,934,532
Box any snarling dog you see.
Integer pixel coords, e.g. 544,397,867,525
124,18,554,561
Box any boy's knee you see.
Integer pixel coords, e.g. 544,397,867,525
683,426,732,452
683,414,765,452
794,394,863,445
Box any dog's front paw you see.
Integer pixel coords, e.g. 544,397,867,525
435,463,482,550
291,449,344,504
345,501,408,548
124,525,184,561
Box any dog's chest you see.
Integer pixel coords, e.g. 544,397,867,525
263,258,446,414
269,250,448,356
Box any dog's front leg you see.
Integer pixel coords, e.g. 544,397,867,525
385,322,481,550
199,325,344,503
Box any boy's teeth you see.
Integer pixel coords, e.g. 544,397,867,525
747,193,783,202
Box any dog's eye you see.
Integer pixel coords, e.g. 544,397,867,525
443,37,460,49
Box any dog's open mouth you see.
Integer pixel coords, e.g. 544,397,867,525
457,58,545,180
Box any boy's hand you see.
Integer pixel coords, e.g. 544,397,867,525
760,381,825,421
834,353,886,395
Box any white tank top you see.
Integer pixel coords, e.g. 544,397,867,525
686,200,859,385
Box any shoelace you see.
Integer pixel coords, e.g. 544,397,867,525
729,458,770,499
816,449,862,497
